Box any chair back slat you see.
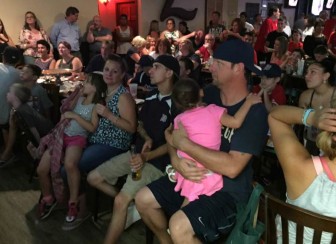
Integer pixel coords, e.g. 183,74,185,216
268,211,277,243
281,216,289,244
331,234,336,244
296,224,304,244
264,193,336,243
312,230,322,244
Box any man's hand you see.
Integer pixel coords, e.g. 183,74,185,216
171,122,189,150
130,153,145,171
174,157,207,183
142,138,153,153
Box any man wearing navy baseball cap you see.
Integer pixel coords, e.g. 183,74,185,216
135,39,269,243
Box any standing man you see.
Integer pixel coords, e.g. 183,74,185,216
135,39,269,243
240,12,254,33
86,15,112,57
205,11,225,44
254,5,280,63
115,14,134,58
87,55,179,244
50,6,81,59
85,40,115,73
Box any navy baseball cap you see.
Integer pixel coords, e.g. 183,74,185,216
213,39,262,75
154,55,180,78
262,63,282,78
138,55,154,68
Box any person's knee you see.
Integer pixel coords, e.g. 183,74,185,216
114,192,132,211
169,211,194,242
64,160,77,173
87,170,103,187
135,187,151,213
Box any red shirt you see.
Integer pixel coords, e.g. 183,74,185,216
324,19,336,40
197,43,217,62
288,41,303,53
254,18,278,52
328,31,336,55
253,49,258,64
253,83,286,105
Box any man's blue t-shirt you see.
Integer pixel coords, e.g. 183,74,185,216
203,84,269,202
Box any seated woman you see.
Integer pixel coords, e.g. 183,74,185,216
176,39,201,79
0,18,15,62
299,60,336,155
270,36,289,69
160,18,182,56
55,41,83,79
269,105,336,243
19,11,52,64
303,20,327,58
149,37,172,59
220,18,246,41
35,40,56,70
125,36,149,76
59,54,137,230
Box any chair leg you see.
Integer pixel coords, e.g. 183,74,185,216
146,225,154,244
93,188,100,222
29,159,39,183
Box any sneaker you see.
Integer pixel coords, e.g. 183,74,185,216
62,212,91,231
38,199,57,220
65,202,78,223
0,155,17,168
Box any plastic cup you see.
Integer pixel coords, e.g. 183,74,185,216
129,83,138,98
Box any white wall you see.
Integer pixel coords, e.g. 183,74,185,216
139,0,206,36
0,0,98,44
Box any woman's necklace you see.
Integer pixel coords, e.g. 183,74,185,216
107,86,119,97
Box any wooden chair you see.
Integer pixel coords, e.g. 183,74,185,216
263,192,336,244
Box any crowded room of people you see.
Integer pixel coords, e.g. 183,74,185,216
1,0,336,243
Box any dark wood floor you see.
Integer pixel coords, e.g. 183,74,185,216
0,155,155,244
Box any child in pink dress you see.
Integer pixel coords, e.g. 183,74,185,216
171,78,261,204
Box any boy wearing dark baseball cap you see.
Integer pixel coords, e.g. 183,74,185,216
253,63,286,112
129,55,156,91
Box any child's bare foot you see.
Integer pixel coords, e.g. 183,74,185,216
27,142,38,160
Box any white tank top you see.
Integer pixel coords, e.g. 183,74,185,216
276,156,336,243
116,26,132,55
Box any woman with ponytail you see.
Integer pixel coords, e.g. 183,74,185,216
268,104,336,243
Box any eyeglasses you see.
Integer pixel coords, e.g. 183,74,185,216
205,38,214,41
26,16,34,19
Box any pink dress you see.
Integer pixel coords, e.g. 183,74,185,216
174,104,225,201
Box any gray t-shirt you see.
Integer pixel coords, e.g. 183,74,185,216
30,84,53,115
64,97,95,137
16,103,53,138
0,64,20,124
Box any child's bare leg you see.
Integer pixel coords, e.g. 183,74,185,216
36,149,53,197
63,146,83,203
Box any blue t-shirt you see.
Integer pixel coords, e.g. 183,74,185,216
203,84,269,202
136,90,173,172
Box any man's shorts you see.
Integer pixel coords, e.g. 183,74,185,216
147,176,238,243
96,150,164,198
